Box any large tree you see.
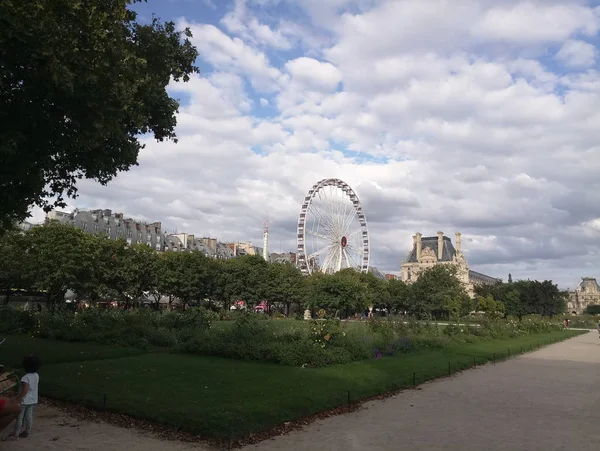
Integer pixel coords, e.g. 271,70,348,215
222,255,270,309
357,271,390,312
0,230,30,304
0,0,199,230
307,270,370,317
23,223,92,309
387,278,410,314
408,265,469,319
265,262,305,315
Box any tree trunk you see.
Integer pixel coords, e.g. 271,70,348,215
3,288,11,306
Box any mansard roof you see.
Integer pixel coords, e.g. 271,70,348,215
405,236,457,263
469,270,501,284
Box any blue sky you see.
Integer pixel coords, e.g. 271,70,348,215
32,0,600,288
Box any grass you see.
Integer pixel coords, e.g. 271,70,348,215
36,329,582,440
1,335,145,368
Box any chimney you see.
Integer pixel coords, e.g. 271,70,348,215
437,231,444,260
455,232,462,252
415,232,422,260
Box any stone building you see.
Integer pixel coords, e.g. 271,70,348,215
401,231,499,297
46,209,236,259
568,277,600,314
47,209,163,250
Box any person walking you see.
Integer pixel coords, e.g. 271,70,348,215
5,356,41,440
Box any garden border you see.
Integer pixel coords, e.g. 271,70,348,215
36,330,586,450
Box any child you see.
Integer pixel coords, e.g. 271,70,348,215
6,356,41,440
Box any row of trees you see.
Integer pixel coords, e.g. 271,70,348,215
0,224,567,318
474,279,567,318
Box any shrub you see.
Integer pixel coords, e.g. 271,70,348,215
145,327,178,348
0,307,36,334
309,317,343,347
231,313,268,341
366,317,395,339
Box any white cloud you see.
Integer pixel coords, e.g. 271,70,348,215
35,1,600,289
221,0,293,49
179,20,285,92
472,2,600,44
284,57,342,91
556,39,598,68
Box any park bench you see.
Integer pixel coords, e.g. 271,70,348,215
0,338,20,397
0,371,19,396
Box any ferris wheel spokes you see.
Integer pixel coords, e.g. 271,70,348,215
343,248,359,269
308,243,334,260
306,229,334,242
308,204,336,239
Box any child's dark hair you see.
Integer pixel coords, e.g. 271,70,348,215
22,355,41,373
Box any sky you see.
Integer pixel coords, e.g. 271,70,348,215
29,0,600,289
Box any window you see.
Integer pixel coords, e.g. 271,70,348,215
147,234,151,242
94,224,99,232
107,226,111,235
82,222,88,231
127,230,132,238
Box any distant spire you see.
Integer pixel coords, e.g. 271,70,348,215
508,273,513,283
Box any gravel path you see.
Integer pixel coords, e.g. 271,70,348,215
3,332,598,450
247,331,600,451
1,404,208,451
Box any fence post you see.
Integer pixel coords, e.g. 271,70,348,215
413,372,416,388
227,419,232,451
520,345,523,354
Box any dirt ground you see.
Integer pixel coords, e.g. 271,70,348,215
0,403,209,451
2,331,598,451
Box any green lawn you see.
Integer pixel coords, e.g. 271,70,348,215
37,329,582,440
1,335,145,368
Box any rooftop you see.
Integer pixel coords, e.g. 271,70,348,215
405,236,457,263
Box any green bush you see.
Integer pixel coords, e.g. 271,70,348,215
22,307,216,349
0,307,36,334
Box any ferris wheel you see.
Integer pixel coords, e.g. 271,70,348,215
297,178,370,275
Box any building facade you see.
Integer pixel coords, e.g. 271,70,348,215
48,209,163,250
568,277,600,314
46,209,236,259
401,231,499,297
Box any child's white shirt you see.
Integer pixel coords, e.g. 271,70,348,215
21,372,39,405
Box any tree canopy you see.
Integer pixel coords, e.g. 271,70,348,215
408,265,470,319
1,224,568,319
474,279,567,318
0,0,199,230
